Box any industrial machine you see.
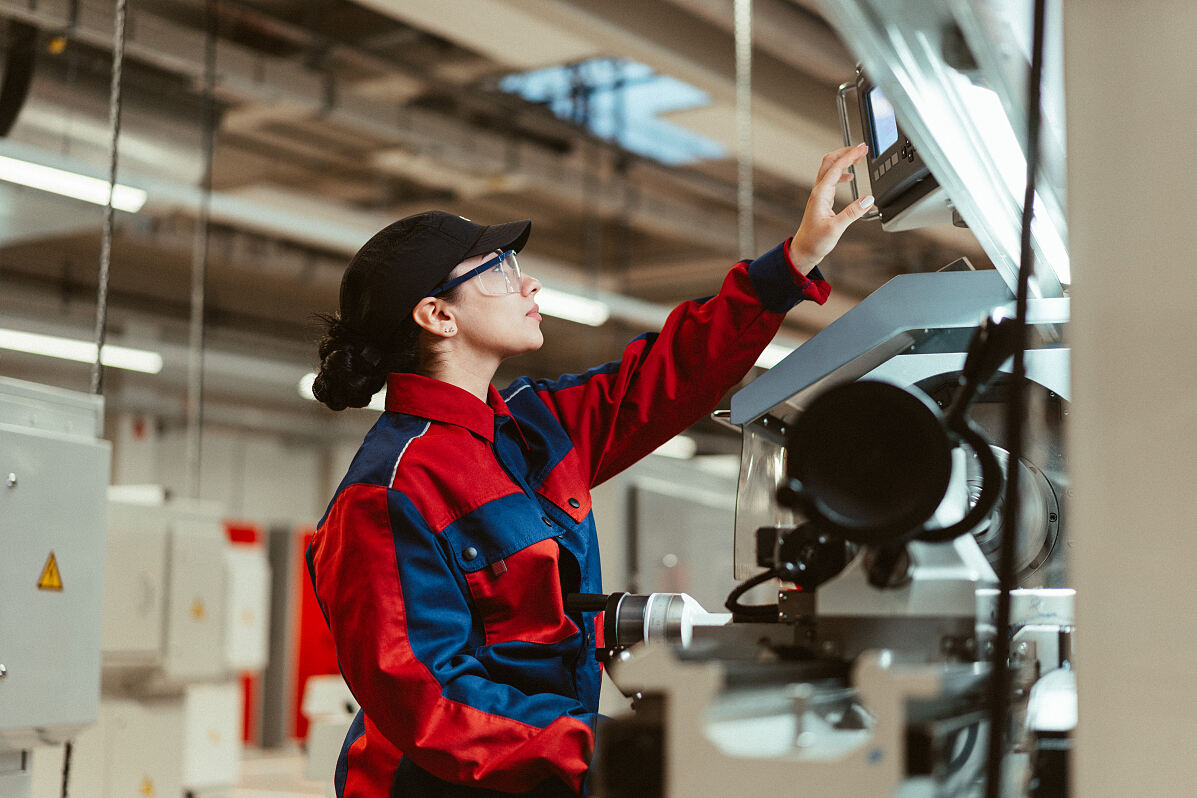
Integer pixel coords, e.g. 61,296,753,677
587,1,1073,795
0,378,110,798
588,284,1071,797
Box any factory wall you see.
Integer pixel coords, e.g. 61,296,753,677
108,410,337,528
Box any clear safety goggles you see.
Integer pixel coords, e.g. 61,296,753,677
429,250,522,297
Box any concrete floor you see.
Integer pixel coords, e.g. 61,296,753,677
235,746,329,798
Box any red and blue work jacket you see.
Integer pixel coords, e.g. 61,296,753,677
307,240,830,797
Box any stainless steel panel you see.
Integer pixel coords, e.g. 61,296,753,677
730,270,1013,426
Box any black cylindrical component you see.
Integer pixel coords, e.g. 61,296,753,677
782,380,953,545
565,593,609,614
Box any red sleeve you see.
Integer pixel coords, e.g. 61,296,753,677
531,241,827,486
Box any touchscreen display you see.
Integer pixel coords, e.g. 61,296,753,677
866,86,899,155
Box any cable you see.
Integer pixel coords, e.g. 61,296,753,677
916,420,1005,544
60,740,72,798
90,0,128,396
185,0,218,498
948,723,980,775
984,1,1047,795
724,567,779,620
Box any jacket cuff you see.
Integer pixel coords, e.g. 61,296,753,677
783,237,832,305
746,240,833,312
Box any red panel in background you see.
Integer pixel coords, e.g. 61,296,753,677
240,672,258,744
226,522,262,546
293,528,340,740
224,520,264,744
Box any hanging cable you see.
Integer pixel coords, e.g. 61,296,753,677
89,0,129,396
60,740,72,798
733,0,754,259
185,0,218,498
984,1,1047,795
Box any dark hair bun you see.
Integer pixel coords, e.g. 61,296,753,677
312,315,387,411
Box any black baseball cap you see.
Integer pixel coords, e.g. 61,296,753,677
339,210,532,350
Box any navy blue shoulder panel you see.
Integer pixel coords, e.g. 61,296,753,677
499,378,582,489
509,353,625,397
317,412,432,527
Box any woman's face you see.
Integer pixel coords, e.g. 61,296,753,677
443,250,544,363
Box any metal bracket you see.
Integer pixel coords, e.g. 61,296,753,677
709,408,741,434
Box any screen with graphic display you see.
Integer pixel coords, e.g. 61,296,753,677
866,86,899,155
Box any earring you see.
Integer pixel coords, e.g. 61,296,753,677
444,326,455,334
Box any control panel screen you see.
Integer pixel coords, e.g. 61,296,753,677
866,86,899,155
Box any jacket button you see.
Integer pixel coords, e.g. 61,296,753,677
568,498,581,509
462,547,479,562
542,517,553,527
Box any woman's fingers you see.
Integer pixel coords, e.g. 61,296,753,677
790,145,874,270
833,193,876,232
815,143,868,183
810,144,868,209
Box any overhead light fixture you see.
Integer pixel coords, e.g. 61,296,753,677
299,372,386,411
755,342,796,370
0,328,163,373
108,484,169,506
536,288,610,327
0,155,147,212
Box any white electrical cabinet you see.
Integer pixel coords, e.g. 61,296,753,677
224,546,271,672
182,682,243,791
78,496,272,798
70,695,186,798
103,501,232,686
99,508,168,667
0,378,110,798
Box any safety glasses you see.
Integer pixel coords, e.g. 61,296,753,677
428,250,522,297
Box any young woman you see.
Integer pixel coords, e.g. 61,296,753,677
308,145,872,797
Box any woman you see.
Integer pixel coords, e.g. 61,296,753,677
308,145,872,797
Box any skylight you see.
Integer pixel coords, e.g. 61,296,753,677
499,59,726,166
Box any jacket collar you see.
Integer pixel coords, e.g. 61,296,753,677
384,373,513,443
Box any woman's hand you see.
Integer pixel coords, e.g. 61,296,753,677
789,143,874,273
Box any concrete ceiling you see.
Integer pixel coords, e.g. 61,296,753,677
0,0,988,449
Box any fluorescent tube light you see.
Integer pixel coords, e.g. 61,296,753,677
108,484,169,506
0,328,162,373
299,372,386,411
755,342,796,370
0,155,147,212
536,288,610,327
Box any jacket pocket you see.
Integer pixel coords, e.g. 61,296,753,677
463,537,577,646
440,500,576,646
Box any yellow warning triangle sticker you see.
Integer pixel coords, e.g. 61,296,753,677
38,551,63,591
